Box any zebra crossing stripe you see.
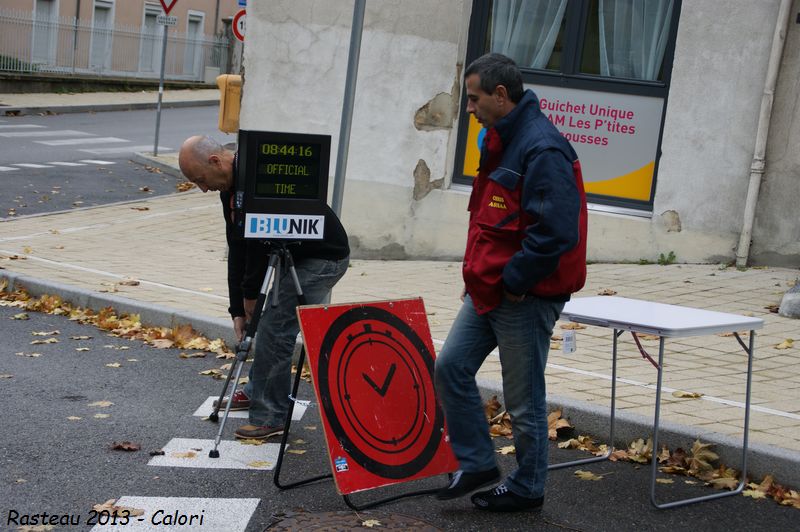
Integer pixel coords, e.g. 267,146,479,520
36,136,128,146
79,159,116,165
90,496,260,531
0,166,20,171
193,396,309,420
80,145,172,155
0,129,93,138
12,163,53,169
47,161,88,166
0,124,46,129
148,438,283,470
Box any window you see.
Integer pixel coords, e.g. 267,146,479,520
456,0,682,211
140,3,164,73
90,0,114,70
183,12,205,79
32,0,57,64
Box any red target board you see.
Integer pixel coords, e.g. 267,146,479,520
298,298,458,495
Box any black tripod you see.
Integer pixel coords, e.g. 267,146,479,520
207,241,306,458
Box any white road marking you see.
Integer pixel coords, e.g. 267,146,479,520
78,159,116,165
0,124,46,129
194,396,309,420
0,129,93,137
12,163,53,169
36,136,128,146
80,145,172,155
90,496,259,531
148,438,283,470
47,161,88,166
0,166,20,171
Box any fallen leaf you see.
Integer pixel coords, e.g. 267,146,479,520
560,322,586,330
304,425,317,430
139,186,151,192
497,445,516,455
117,279,140,287
16,478,27,483
362,519,382,528
598,288,617,296
89,400,114,407
293,439,306,444
247,460,272,468
131,206,150,211
92,499,145,517
574,470,604,481
764,304,780,313
111,441,141,452
238,439,265,446
149,449,166,456
708,477,739,490
484,395,503,420
177,182,195,192
171,451,197,458
12,313,30,320
93,414,110,419
742,489,767,500
32,330,59,336
67,416,82,421
775,339,794,350
76,347,90,352
656,478,674,484
627,438,653,464
547,409,572,440
672,390,704,399
70,335,92,340
16,352,42,358
688,440,718,474
287,449,306,455
105,362,122,368
150,339,175,349
180,352,206,359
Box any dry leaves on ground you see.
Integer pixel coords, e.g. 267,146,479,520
92,499,145,517
775,339,794,350
111,441,141,452
672,390,704,399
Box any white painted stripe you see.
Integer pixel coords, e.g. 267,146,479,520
0,166,20,171
148,438,283,470
432,337,800,421
12,163,53,169
47,161,88,166
79,145,172,155
91,496,259,531
194,396,309,420
78,159,116,165
0,248,229,302
0,129,93,138
0,124,46,129
36,136,128,146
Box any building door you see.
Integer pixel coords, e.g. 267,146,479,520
139,4,163,74
32,0,57,65
90,0,114,71
183,13,204,79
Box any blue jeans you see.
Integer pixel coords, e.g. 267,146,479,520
434,293,563,499
244,256,349,427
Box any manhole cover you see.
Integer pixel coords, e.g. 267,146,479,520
265,510,441,531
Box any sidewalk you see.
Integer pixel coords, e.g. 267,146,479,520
1,91,799,488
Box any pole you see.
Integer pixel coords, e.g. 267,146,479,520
330,0,366,217
154,25,169,156
72,0,81,74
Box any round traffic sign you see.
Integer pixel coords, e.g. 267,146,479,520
233,9,246,42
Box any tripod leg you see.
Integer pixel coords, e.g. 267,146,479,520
208,252,280,457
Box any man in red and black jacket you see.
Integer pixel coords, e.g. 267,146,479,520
179,135,349,441
435,53,587,512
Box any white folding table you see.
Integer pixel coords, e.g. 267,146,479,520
556,296,763,509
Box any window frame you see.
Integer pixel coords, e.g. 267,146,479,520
453,0,683,212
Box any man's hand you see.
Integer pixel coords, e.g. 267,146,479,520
233,316,246,342
503,289,525,303
460,286,466,303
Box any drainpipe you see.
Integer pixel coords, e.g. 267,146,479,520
735,0,793,268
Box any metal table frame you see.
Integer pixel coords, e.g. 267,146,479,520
557,296,763,509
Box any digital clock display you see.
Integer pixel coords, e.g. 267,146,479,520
255,142,321,199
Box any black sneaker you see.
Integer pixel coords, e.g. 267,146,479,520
435,467,501,500
471,483,544,512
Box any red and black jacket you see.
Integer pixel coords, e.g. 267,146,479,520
463,89,587,314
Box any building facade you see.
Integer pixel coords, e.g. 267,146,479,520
1,0,241,81
239,0,800,267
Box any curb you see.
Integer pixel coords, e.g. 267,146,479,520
1,99,218,116
131,152,183,178
3,269,799,489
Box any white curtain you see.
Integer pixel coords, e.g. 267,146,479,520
491,0,568,69
599,0,674,80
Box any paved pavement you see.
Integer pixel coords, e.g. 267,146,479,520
1,89,800,492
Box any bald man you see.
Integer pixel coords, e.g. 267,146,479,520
179,135,350,440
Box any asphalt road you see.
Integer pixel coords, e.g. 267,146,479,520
1,304,797,531
0,105,232,218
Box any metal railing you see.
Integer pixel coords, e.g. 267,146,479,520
0,8,229,81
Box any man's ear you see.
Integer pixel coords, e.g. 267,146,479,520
494,84,510,103
208,153,221,166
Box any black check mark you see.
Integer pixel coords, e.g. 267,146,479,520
362,363,397,397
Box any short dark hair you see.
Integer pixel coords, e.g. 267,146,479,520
464,53,524,103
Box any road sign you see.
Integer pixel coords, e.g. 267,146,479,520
156,15,177,26
238,0,247,6
159,0,178,15
233,9,246,42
